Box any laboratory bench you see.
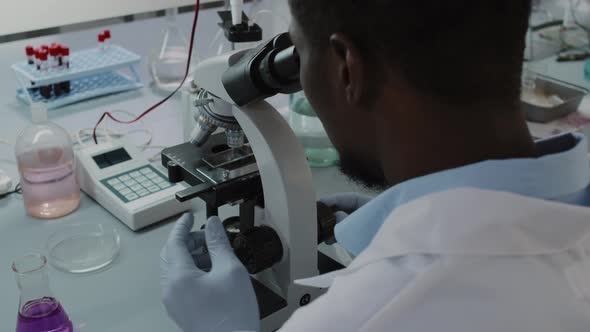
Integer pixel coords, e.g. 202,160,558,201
2,6,590,332
0,6,361,332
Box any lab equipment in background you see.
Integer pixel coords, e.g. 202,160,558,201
75,137,191,231
524,0,590,61
289,92,339,168
26,44,72,95
47,223,120,273
219,0,262,44
183,3,264,140
205,0,264,57
526,0,560,60
149,8,191,92
13,254,73,332
164,33,344,331
15,104,80,219
521,74,588,123
13,43,143,110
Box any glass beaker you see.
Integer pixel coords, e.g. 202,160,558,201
15,104,80,219
13,254,73,332
288,92,339,168
149,8,192,91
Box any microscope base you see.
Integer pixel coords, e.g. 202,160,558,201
256,251,345,331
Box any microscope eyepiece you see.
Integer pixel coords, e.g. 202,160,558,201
259,46,300,90
222,33,302,106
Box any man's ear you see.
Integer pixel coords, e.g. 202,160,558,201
329,33,366,106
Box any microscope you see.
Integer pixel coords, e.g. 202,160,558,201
161,33,343,331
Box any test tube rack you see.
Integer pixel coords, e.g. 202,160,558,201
12,45,143,110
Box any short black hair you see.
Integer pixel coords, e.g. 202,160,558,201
289,0,532,107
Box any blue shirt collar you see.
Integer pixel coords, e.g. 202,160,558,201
335,133,590,256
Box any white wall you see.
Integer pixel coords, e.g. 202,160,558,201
0,0,217,36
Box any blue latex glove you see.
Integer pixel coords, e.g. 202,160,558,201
160,213,260,332
320,192,373,223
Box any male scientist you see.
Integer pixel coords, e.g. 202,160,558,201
160,0,590,331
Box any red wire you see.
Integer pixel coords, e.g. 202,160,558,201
93,0,201,144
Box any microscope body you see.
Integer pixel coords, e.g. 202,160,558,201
163,34,340,331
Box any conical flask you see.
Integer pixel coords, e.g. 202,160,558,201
149,8,192,91
13,254,73,332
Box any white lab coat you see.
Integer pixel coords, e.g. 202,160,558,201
281,188,590,331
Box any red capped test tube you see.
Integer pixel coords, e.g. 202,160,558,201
39,50,52,99
103,30,111,48
98,33,105,51
57,44,63,67
39,49,48,72
35,49,42,71
49,45,60,70
61,46,70,69
25,46,35,65
59,46,71,94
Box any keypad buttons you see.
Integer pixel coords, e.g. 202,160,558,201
124,180,137,187
104,166,177,203
141,180,154,188
108,179,121,186
120,188,132,195
158,182,171,189
125,193,139,201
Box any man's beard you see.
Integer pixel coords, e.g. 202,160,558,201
338,151,388,192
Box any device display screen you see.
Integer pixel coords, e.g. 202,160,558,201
93,148,132,169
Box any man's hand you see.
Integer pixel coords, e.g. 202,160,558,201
320,192,373,223
160,213,260,332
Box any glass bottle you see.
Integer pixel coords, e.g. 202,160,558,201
149,8,192,91
13,254,73,332
15,104,80,219
288,92,339,168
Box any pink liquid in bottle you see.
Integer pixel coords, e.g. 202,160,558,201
16,297,73,332
19,150,80,219
15,117,81,219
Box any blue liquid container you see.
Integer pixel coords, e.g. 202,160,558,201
13,254,73,332
288,92,339,168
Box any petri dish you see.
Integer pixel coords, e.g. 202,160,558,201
46,223,120,274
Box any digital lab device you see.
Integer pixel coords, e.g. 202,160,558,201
75,139,191,231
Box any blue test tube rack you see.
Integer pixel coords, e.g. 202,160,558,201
12,45,143,110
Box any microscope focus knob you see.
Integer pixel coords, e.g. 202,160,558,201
167,161,183,183
233,226,283,274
